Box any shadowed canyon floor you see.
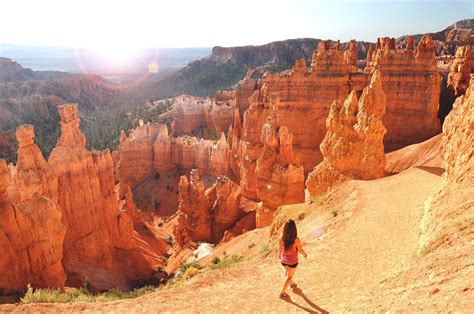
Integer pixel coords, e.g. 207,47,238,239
4,166,469,312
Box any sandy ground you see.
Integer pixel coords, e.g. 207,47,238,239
4,166,470,313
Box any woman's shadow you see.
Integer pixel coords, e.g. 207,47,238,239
281,287,328,314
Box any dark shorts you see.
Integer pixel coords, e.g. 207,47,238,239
281,262,298,268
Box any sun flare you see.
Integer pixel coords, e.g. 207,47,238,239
91,44,139,63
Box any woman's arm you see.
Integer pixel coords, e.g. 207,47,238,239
296,238,307,257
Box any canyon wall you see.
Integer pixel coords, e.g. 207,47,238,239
237,36,440,199
365,35,440,150
255,104,305,210
159,95,236,137
306,70,387,196
420,75,473,253
175,169,253,244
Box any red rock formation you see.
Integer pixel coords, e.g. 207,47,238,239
177,169,215,242
306,70,387,196
213,176,245,240
210,133,230,176
48,103,162,291
420,75,473,253
174,213,192,250
153,124,174,172
255,103,305,209
235,78,259,114
15,125,58,202
365,35,440,150
0,159,66,294
56,103,86,148
239,42,366,199
176,169,251,244
256,203,276,228
221,211,256,242
162,95,236,137
118,123,162,197
447,46,472,97
239,35,440,200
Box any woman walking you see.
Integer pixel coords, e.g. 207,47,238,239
279,219,307,298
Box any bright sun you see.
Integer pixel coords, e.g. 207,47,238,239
91,44,139,63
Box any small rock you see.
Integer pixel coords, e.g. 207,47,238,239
428,288,440,296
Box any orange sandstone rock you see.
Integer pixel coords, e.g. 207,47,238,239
306,70,387,196
420,75,473,254
49,104,161,291
447,45,472,97
15,125,58,202
255,104,305,209
177,170,250,244
0,159,66,294
177,170,215,242
56,103,86,148
366,35,440,150
240,35,440,201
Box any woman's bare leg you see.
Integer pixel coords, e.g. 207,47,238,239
280,267,296,296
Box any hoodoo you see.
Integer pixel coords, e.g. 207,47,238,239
48,104,165,291
306,70,387,196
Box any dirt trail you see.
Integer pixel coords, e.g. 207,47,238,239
1,167,443,313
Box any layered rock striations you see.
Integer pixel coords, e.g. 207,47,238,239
447,45,472,97
176,170,249,244
118,123,162,197
255,104,305,210
439,46,472,123
365,35,440,150
0,157,66,293
15,125,58,202
238,35,440,199
48,104,163,291
420,76,474,253
306,70,387,196
160,95,236,137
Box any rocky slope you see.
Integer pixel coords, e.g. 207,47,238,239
0,57,69,83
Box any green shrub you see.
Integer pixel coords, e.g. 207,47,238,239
210,255,243,270
20,284,157,304
183,266,201,279
179,261,203,274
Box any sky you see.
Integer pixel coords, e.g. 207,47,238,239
0,0,472,48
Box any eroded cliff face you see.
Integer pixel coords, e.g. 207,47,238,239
447,46,472,97
159,95,236,137
0,155,66,294
176,169,250,244
420,75,473,253
366,35,440,150
238,36,440,199
48,104,164,291
255,104,305,210
306,70,387,196
439,46,473,124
